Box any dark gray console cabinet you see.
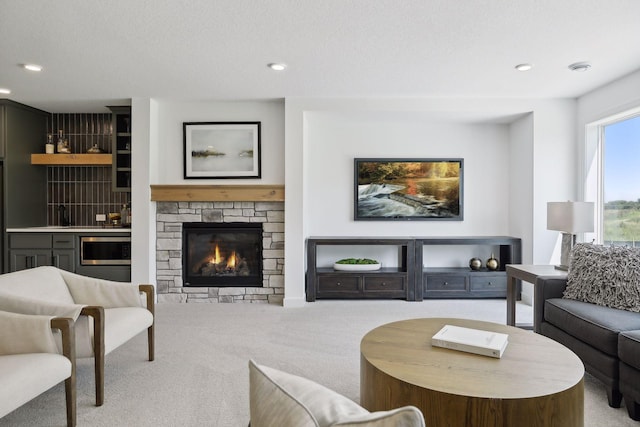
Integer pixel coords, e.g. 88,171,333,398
306,236,521,301
306,237,415,302
417,236,521,300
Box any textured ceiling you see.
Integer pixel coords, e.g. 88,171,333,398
2,0,640,112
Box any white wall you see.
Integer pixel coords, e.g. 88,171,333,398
131,98,157,287
131,96,577,306
508,113,533,262
305,111,509,237
154,100,285,184
531,100,577,265
130,99,284,288
285,98,576,306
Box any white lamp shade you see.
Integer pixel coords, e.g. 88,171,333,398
547,201,595,233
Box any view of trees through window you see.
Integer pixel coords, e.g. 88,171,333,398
603,115,640,245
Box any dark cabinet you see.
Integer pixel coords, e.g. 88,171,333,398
8,231,131,281
306,236,521,301
306,237,415,301
8,233,75,272
424,271,468,297
0,100,48,273
417,236,521,299
108,106,131,192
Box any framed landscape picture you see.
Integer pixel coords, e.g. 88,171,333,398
183,122,261,179
354,158,463,221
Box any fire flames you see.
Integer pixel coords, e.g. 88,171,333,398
226,251,237,269
208,245,237,269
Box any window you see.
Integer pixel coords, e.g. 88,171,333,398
601,115,640,246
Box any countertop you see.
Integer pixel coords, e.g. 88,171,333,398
7,226,132,233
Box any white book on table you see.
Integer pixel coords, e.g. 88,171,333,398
431,324,509,358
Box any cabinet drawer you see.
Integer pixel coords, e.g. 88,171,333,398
9,233,52,249
317,276,360,293
425,274,467,291
52,234,75,248
469,275,506,291
363,276,405,291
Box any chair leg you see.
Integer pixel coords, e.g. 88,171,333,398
607,387,623,408
65,374,76,427
148,324,155,361
625,396,640,421
52,317,76,427
95,350,104,406
82,306,105,406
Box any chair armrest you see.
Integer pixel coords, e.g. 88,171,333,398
139,284,155,317
0,311,71,355
80,306,105,356
0,294,83,320
50,317,76,368
533,276,568,333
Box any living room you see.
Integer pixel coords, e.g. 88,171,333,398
2,1,640,426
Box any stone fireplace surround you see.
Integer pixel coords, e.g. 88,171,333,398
155,200,284,304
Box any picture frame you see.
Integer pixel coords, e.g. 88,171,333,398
354,158,463,221
183,122,261,179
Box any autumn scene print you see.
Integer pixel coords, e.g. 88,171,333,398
356,160,462,220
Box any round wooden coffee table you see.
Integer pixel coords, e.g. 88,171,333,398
361,318,584,427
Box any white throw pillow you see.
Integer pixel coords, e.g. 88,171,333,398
248,360,425,427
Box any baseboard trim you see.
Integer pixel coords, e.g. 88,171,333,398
283,296,306,308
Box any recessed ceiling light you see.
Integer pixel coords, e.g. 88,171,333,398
23,64,43,72
515,63,533,71
0,88,11,95
268,63,287,71
568,62,591,72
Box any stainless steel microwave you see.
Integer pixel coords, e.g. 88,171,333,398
80,236,131,265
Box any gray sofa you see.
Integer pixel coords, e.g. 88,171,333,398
534,243,640,420
533,277,640,419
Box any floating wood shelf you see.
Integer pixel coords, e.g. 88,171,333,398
31,153,112,165
150,185,285,202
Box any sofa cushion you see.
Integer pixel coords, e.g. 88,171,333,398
103,307,154,356
248,360,425,427
564,243,640,312
0,353,71,418
60,269,143,308
619,330,640,370
0,266,75,305
544,298,640,356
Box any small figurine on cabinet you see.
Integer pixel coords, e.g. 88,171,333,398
486,253,500,271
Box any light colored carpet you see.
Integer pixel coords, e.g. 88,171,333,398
1,299,636,426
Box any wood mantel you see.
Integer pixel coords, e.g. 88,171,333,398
150,185,284,202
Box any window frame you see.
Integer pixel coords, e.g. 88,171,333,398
584,108,640,244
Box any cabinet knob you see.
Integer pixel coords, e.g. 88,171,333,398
381,282,386,286
443,282,448,286
336,282,341,286
488,282,493,286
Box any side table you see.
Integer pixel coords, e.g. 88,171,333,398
505,264,567,328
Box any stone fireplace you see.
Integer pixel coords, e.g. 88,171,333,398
155,198,284,304
183,222,263,287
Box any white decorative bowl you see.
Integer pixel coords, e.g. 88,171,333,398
333,263,381,271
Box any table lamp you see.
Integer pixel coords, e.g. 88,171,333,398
547,201,594,271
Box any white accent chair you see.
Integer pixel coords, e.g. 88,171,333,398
0,266,154,406
249,360,425,427
0,310,76,427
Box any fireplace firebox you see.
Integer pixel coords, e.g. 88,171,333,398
183,222,263,287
